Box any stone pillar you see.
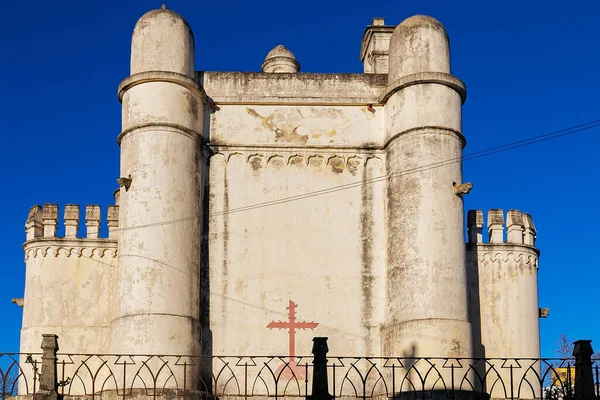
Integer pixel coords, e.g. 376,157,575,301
382,15,472,361
506,209,525,243
34,334,58,400
111,6,204,360
25,205,43,240
488,209,504,243
42,204,58,238
523,213,537,246
85,205,101,239
467,210,483,244
64,205,79,238
107,205,119,239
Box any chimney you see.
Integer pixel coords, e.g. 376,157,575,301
360,18,395,74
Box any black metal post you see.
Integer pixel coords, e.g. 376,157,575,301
308,337,332,400
573,340,596,400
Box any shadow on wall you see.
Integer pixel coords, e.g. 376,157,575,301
200,160,213,392
467,259,486,394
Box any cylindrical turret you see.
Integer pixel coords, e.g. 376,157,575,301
111,6,204,358
388,15,450,78
382,15,472,361
130,7,195,77
467,209,541,398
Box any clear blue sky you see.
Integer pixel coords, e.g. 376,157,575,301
1,0,598,357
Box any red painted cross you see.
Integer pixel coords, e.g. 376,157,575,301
267,300,318,363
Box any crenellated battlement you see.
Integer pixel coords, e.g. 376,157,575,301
21,203,118,357
25,203,119,241
467,209,537,247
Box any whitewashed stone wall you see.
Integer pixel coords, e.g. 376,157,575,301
208,150,387,357
201,72,389,357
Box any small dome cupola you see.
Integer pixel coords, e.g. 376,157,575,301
261,45,300,73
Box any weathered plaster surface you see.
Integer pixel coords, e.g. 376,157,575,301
468,245,540,355
210,105,383,148
21,239,117,354
111,7,204,365
200,72,387,105
208,151,386,356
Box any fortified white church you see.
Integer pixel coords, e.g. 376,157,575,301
18,6,542,394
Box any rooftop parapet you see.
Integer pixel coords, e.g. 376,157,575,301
25,204,119,241
467,209,537,246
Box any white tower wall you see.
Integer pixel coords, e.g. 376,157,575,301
467,209,541,399
110,7,204,357
382,15,472,360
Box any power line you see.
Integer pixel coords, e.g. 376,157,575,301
461,118,600,158
108,118,600,231
212,120,600,216
10,118,599,276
